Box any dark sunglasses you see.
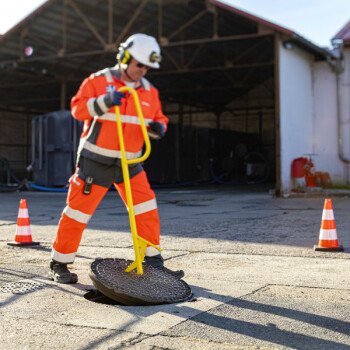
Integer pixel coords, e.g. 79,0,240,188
136,62,151,70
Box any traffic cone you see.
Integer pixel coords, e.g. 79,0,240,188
7,199,40,246
314,198,343,251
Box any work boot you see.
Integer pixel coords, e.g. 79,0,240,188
48,260,78,284
145,254,185,279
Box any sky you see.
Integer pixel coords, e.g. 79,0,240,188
1,0,350,48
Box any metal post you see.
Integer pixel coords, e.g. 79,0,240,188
258,111,263,151
175,104,183,182
60,81,66,110
274,33,281,196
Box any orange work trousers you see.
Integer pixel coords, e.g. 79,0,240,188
51,170,160,264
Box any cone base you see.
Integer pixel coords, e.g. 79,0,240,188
7,241,40,247
314,245,343,252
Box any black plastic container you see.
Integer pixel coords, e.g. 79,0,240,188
31,110,82,187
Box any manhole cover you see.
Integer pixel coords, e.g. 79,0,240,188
90,258,192,306
0,281,46,294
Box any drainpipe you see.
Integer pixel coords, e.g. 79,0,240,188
327,39,350,182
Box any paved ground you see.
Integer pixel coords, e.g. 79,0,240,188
0,185,350,350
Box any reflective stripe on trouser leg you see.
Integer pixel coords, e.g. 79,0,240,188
51,174,109,264
114,170,160,246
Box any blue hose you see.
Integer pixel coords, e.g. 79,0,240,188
28,182,117,192
28,182,68,192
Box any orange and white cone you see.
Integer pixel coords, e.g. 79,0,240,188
7,199,40,247
314,198,343,252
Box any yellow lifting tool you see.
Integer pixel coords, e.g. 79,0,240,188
114,86,162,275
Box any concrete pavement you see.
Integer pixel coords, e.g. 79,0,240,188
0,186,350,349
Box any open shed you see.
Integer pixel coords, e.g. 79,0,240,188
0,0,333,193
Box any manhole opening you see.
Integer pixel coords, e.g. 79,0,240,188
84,289,123,305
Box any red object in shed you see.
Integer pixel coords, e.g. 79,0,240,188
305,175,318,187
291,157,307,178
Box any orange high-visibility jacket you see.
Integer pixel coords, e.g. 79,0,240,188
71,67,168,165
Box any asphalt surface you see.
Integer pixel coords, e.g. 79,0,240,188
0,185,350,350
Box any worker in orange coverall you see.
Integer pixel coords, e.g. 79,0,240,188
49,33,184,283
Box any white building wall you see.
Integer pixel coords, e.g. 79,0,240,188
279,42,314,192
313,60,348,183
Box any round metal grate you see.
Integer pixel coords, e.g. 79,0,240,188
89,258,192,306
0,281,46,294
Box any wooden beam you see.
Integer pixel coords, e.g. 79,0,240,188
0,34,272,65
163,33,272,47
27,33,59,53
152,61,274,75
162,50,182,70
60,80,67,109
230,38,268,64
167,9,207,40
114,0,149,45
67,0,107,48
185,43,204,68
161,84,257,94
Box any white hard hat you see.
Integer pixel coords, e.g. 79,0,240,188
117,33,162,69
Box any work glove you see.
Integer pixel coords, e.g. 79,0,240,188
105,90,125,107
148,121,166,140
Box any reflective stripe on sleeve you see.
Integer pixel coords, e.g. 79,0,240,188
51,248,76,264
63,206,91,224
87,98,97,117
133,198,157,216
83,140,142,159
104,69,113,83
96,95,109,114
